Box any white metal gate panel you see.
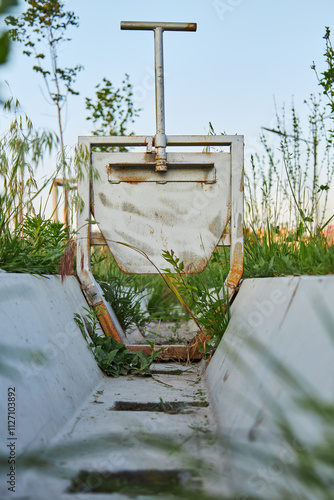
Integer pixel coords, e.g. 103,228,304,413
93,151,230,274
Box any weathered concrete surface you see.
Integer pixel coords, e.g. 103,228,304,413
0,274,102,452
205,275,334,498
0,273,218,499
1,273,334,498
2,362,217,499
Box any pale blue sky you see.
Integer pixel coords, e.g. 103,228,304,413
2,0,334,219
3,0,334,143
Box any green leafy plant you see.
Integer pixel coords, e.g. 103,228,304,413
92,247,183,324
312,27,334,120
0,211,69,274
85,75,140,145
0,100,73,275
74,307,163,377
246,95,334,234
144,276,186,323
92,241,231,354
0,0,18,68
91,251,150,333
1,98,58,227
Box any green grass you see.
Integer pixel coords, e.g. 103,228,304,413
244,226,334,278
92,245,231,352
92,247,186,325
90,227,333,352
0,210,69,275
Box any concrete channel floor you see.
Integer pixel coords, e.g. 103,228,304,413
22,362,226,500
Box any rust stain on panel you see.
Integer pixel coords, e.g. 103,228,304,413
99,192,113,208
90,197,95,218
122,202,142,215
183,256,207,274
118,174,147,183
90,232,107,246
208,215,221,237
80,278,123,342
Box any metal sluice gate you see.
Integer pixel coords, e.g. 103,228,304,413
76,21,244,359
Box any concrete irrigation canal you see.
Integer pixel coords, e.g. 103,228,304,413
1,272,333,499
1,17,334,500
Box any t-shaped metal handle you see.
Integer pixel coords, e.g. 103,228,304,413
121,21,197,172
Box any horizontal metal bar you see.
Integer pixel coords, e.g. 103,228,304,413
79,135,244,148
53,178,77,189
167,135,244,145
102,152,216,165
79,136,151,147
120,21,197,31
108,166,216,184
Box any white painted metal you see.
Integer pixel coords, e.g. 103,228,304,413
77,133,243,338
121,21,197,172
77,134,243,146
103,151,216,183
227,140,244,291
120,21,197,31
154,27,167,171
92,150,231,273
77,138,125,341
77,134,244,275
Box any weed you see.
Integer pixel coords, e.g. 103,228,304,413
99,279,149,334
0,210,69,274
92,247,182,324
162,249,231,354
92,244,231,353
244,224,334,278
74,307,163,377
246,95,334,233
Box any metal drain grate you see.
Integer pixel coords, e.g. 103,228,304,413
110,400,209,414
68,468,201,494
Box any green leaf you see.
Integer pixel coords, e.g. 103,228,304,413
0,31,10,64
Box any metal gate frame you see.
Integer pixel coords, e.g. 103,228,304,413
76,133,243,360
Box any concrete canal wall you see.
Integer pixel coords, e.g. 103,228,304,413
0,273,333,498
0,274,102,453
206,275,334,497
